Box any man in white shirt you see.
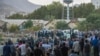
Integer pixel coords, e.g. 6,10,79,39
19,41,26,56
42,43,51,51
73,39,80,55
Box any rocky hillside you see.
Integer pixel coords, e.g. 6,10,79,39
0,0,41,18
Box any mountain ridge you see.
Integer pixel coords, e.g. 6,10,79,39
0,0,41,18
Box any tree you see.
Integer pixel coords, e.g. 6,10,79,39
77,13,100,31
26,6,48,19
44,15,55,20
73,3,95,18
55,21,69,30
77,21,88,31
46,2,63,19
7,13,24,19
86,13,100,30
29,26,42,31
8,24,19,32
6,3,95,20
26,2,63,19
24,20,33,29
92,8,100,15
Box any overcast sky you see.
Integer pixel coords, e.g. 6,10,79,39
28,0,91,5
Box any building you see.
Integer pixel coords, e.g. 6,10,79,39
91,0,100,9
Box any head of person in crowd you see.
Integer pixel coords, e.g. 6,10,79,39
81,38,84,41
26,43,29,48
8,39,13,45
74,38,78,41
5,42,8,45
85,40,89,44
62,42,66,47
36,44,39,48
80,38,84,41
19,40,22,44
0,42,4,45
55,45,59,48
85,34,88,38
71,50,75,54
22,41,25,44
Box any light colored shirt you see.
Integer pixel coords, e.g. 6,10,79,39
42,44,51,51
73,41,80,52
19,44,26,55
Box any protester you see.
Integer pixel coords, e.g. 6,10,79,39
72,38,80,55
3,42,11,56
26,44,32,56
84,40,91,56
79,38,84,56
98,38,100,56
54,45,62,56
2,31,100,56
18,41,26,56
34,44,44,56
91,35,99,56
8,40,16,56
61,43,69,56
69,50,78,56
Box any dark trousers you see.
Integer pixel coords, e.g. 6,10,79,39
21,55,26,56
80,51,84,56
93,46,99,56
84,53,90,56
74,52,79,55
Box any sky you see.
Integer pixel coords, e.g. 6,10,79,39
28,0,91,5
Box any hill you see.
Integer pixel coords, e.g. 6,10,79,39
0,0,41,18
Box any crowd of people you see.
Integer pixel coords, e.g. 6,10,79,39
1,31,100,56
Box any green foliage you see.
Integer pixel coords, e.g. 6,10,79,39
7,2,63,19
9,24,19,32
0,34,3,42
7,2,96,20
44,15,55,20
73,3,95,18
86,13,100,30
77,21,88,31
24,20,33,29
31,2,63,19
7,13,24,19
30,26,42,31
55,21,69,30
93,8,100,14
87,13,100,23
78,13,100,31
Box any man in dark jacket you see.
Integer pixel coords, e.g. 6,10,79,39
84,40,91,56
54,45,62,56
61,43,69,56
3,42,11,56
34,44,44,56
